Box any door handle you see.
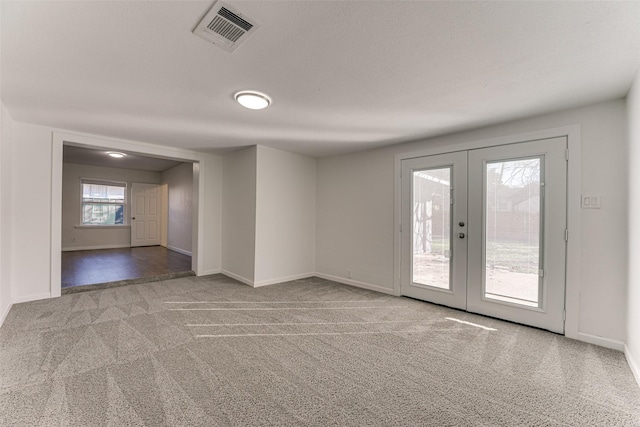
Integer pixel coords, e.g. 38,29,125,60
458,233,465,239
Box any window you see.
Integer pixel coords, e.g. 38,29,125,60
81,179,126,225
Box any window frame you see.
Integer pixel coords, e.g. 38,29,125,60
79,178,128,227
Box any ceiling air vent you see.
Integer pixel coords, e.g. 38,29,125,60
193,2,260,53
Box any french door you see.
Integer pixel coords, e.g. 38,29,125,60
400,138,567,333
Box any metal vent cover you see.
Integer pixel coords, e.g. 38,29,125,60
193,2,260,52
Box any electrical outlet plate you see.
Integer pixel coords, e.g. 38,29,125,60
581,194,601,209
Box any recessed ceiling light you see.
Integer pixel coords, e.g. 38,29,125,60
235,91,271,110
107,152,126,158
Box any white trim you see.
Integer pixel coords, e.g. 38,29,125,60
52,131,208,299
393,144,402,297
577,332,625,351
221,270,254,287
192,160,205,277
220,271,315,287
167,245,192,256
395,125,581,162
80,177,127,186
74,225,130,229
62,244,131,252
12,293,51,304
51,134,63,298
253,273,314,287
314,272,395,296
0,300,13,327
563,126,582,340
160,184,168,248
624,345,640,388
393,124,581,338
199,268,222,276
59,131,205,162
80,178,128,227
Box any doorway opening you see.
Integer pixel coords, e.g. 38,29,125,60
60,145,196,291
51,132,207,297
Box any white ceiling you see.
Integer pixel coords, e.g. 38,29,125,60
2,1,640,157
63,145,185,172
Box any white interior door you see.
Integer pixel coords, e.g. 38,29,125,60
400,137,567,333
131,183,162,247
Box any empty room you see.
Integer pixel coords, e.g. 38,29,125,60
1,1,640,425
60,146,196,291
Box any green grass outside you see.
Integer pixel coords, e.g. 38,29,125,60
421,238,539,274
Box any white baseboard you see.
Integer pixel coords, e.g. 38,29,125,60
624,345,640,389
253,273,314,287
12,292,52,304
198,269,222,276
220,271,391,292
62,244,130,252
0,299,13,328
314,272,395,296
576,332,625,351
167,245,192,256
221,270,254,287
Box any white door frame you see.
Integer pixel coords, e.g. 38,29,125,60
400,152,469,310
394,125,581,340
51,131,207,298
130,183,163,247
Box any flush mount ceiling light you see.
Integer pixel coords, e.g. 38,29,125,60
235,91,271,110
107,152,126,158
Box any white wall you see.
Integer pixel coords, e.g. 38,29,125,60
254,146,316,285
627,70,640,383
317,99,629,343
0,103,14,325
0,97,634,359
221,147,257,284
62,162,162,250
4,121,222,304
161,162,193,255
200,153,223,275
11,122,53,302
316,143,395,293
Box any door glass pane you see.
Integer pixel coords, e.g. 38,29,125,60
413,168,451,289
484,158,541,307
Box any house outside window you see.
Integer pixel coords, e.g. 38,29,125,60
81,179,126,225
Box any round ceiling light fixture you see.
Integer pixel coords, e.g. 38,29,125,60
107,152,127,158
235,91,271,110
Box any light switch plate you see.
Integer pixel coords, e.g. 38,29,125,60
581,194,601,209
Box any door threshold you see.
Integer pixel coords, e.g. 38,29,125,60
61,271,195,295
401,295,564,336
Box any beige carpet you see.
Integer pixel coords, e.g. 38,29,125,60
1,274,639,426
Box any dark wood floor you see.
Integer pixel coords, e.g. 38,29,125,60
61,246,192,289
